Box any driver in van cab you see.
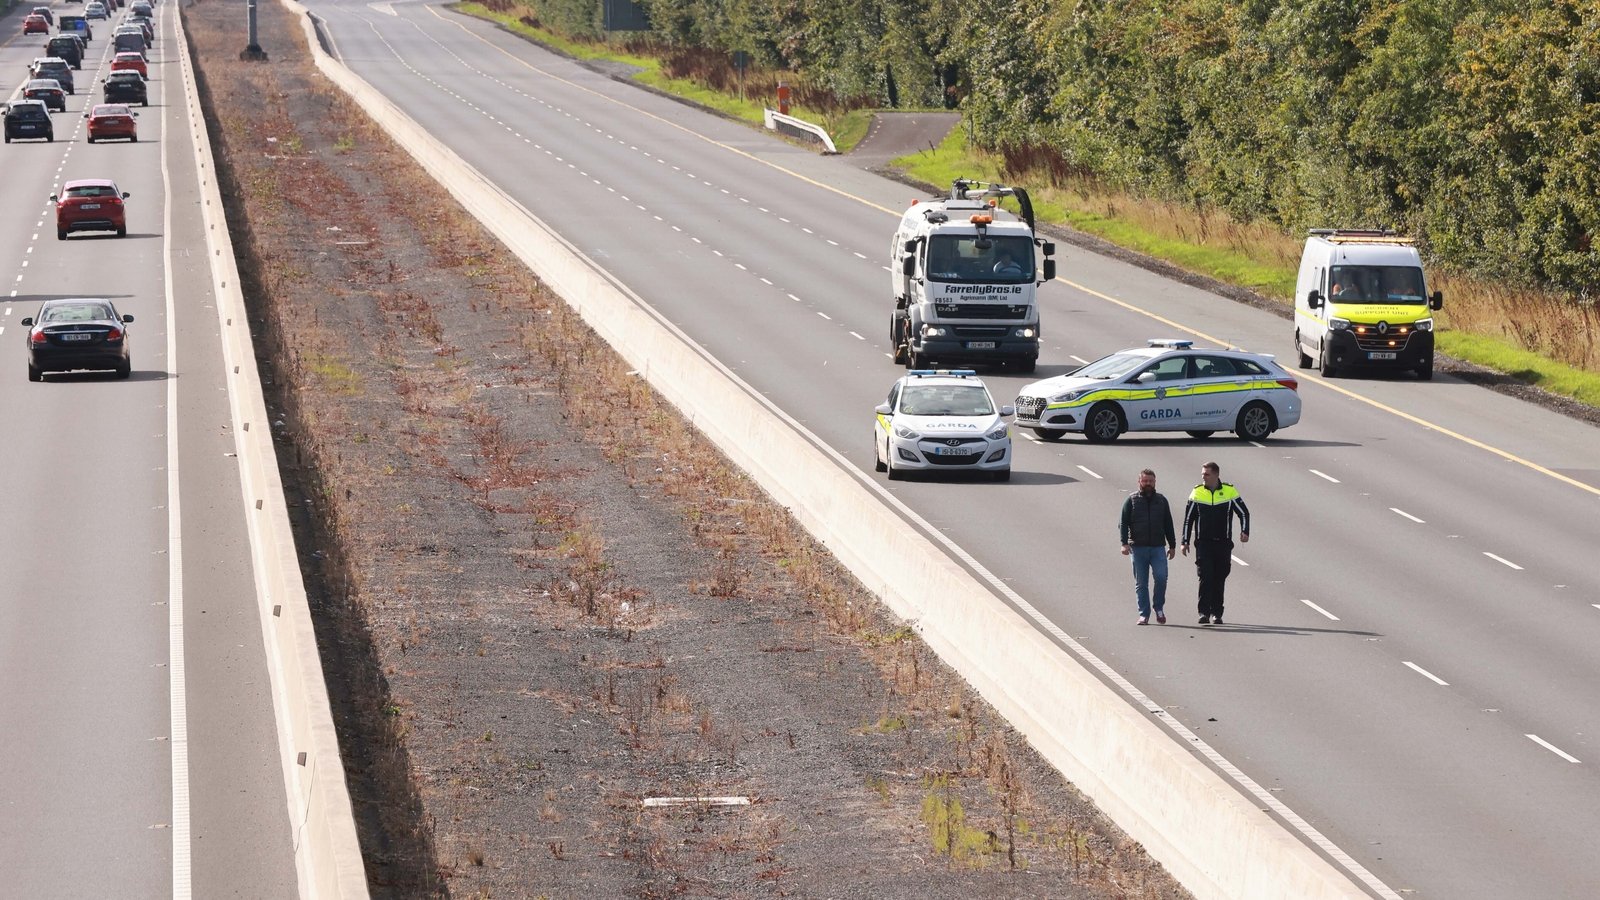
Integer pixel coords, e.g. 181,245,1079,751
993,250,1024,276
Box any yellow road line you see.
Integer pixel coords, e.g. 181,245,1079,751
426,8,1598,499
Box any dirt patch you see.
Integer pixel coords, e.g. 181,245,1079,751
182,0,1190,897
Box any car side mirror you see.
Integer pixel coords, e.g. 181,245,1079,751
1430,290,1443,311
1136,372,1157,384
1307,289,1323,310
121,191,130,199
82,113,88,118
901,256,915,277
999,405,1015,417
48,194,57,202
20,317,33,327
122,314,134,322
1042,258,1056,281
874,403,892,415
1041,241,1056,256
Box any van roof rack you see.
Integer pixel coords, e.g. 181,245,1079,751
1308,227,1415,246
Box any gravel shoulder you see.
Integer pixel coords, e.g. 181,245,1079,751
183,0,1190,896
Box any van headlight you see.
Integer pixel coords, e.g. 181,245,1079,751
894,425,921,439
1414,318,1434,332
986,426,1009,440
1329,317,1352,331
1014,327,1036,338
922,325,947,338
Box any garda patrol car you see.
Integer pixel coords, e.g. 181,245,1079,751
1014,340,1301,443
874,370,1014,481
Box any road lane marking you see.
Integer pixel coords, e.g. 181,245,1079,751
1300,599,1340,620
1484,552,1523,570
1390,508,1425,523
1402,662,1449,685
1076,465,1101,479
787,294,801,302
1309,469,1340,483
1231,555,1249,566
817,312,831,320
1526,734,1581,763
849,331,864,341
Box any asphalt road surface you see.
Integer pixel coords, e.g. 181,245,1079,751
306,2,1600,897
0,3,294,896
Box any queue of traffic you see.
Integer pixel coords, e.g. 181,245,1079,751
6,0,158,380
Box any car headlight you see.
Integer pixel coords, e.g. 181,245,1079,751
1414,318,1434,332
985,426,1009,440
1329,317,1352,331
1014,327,1036,338
893,425,921,440
922,325,947,338
1048,390,1084,404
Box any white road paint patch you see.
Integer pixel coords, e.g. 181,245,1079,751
849,331,864,341
1526,734,1581,763
1070,355,1089,365
787,294,802,303
1402,662,1449,686
759,277,772,285
1309,469,1340,483
1390,508,1425,523
1299,599,1340,621
1484,552,1523,570
853,251,866,259
817,312,831,320
1231,556,1249,566
1076,465,1101,480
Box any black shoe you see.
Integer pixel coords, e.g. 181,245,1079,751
1212,616,1224,626
1199,615,1211,625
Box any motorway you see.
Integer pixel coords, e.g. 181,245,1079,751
304,2,1600,896
0,2,294,896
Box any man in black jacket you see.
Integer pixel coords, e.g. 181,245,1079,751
1120,468,1177,625
1182,461,1250,625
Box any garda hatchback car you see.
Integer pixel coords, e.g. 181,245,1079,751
52,179,130,239
21,298,134,381
1014,340,1301,443
874,369,1014,481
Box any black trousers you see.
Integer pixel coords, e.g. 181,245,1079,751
1194,540,1233,618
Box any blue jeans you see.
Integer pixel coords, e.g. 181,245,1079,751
1131,546,1169,617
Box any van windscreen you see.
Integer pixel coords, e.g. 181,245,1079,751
1328,266,1426,304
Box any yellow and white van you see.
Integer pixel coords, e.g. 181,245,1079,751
1293,229,1443,379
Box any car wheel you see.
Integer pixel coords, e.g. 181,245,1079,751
130,134,137,142
116,362,131,379
1235,401,1274,442
87,136,95,143
874,437,888,473
47,133,54,142
1034,427,1066,442
1295,331,1313,369
1415,359,1433,381
1186,430,1214,440
3,135,9,144
991,468,1011,482
1084,402,1124,443
116,226,126,237
1318,339,1338,378
28,364,42,382
56,230,66,240
886,450,905,481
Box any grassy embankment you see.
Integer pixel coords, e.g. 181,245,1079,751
453,4,1600,410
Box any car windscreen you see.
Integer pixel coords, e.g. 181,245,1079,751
925,234,1035,284
65,185,117,198
1073,352,1151,380
11,106,49,120
43,303,114,322
1328,265,1427,304
898,384,995,416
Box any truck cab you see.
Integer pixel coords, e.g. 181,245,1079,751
1293,229,1443,380
890,180,1055,373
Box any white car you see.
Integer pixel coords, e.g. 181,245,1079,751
1014,340,1301,442
874,370,1014,481
84,2,108,18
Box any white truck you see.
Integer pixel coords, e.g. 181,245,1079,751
1293,228,1443,379
890,179,1055,372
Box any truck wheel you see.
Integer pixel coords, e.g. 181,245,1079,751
1295,331,1313,369
1318,339,1338,378
1015,358,1036,374
1235,402,1274,441
1083,402,1124,443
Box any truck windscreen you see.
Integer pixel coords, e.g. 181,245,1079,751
926,235,1034,284
1328,265,1426,303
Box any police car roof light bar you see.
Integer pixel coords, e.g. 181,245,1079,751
908,369,978,377
1147,339,1194,349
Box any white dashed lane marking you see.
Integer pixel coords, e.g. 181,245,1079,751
1076,465,1101,480
1299,599,1340,621
1309,469,1341,483
1484,552,1523,570
1526,734,1581,763
1402,662,1449,686
1390,508,1425,523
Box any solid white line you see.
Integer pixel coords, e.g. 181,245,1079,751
1299,599,1340,621
1309,469,1341,483
1403,661,1449,686
1526,734,1581,763
1076,465,1101,480
1390,508,1425,523
1231,555,1249,566
161,20,193,895
1484,552,1523,570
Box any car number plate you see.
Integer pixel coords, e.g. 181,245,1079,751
966,341,996,350
61,333,93,341
932,445,977,456
80,203,101,209
1368,351,1397,360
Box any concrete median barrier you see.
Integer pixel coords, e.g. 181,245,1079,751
279,3,1375,897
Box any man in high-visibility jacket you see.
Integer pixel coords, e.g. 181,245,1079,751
1181,461,1250,625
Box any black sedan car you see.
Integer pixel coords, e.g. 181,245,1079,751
3,100,54,142
24,78,67,112
21,299,134,381
102,70,147,105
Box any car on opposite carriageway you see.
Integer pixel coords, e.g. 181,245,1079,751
103,70,148,105
21,298,134,381
1013,340,1301,443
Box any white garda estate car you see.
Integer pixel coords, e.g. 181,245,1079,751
1014,340,1301,442
874,369,1015,481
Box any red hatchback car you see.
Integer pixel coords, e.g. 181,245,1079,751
52,179,130,240
85,104,137,143
110,52,147,79
23,14,49,34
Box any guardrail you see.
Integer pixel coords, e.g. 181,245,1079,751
762,108,837,153
176,7,370,899
280,2,1373,897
